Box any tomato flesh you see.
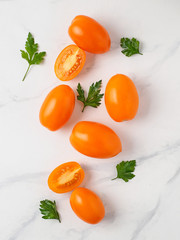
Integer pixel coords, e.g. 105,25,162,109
54,45,86,81
48,162,85,193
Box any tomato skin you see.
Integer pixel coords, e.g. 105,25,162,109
68,15,111,54
70,121,122,158
70,188,105,224
48,162,84,194
54,45,86,81
39,85,75,131
105,74,139,122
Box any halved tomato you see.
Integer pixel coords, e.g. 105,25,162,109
54,45,86,81
48,162,85,193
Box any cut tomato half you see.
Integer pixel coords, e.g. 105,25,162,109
54,45,86,81
48,162,85,193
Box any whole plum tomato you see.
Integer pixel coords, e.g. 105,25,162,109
68,15,111,54
70,121,122,158
105,74,139,122
39,85,75,131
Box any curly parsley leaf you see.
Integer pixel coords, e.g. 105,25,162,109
77,80,104,112
20,32,46,81
120,38,142,57
39,200,61,222
112,160,136,182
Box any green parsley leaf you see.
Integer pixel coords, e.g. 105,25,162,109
39,200,61,222
31,52,46,64
20,32,46,81
112,160,136,182
77,80,104,112
120,38,142,57
20,50,29,62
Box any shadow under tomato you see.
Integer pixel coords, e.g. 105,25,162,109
79,163,92,188
131,76,152,121
102,193,117,224
101,18,122,52
59,100,84,133
77,52,97,79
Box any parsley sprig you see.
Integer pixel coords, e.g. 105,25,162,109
77,80,104,112
39,200,61,222
112,160,136,182
120,38,142,57
20,32,46,81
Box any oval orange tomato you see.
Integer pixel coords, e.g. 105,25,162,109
105,74,139,122
68,15,111,54
70,121,122,158
48,162,84,193
39,85,75,131
70,187,105,224
54,45,86,81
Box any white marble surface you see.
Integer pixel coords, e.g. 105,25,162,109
0,0,180,239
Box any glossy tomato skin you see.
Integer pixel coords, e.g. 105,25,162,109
70,187,105,224
70,121,122,158
39,85,75,131
105,74,139,122
54,45,86,81
68,15,111,54
48,162,85,193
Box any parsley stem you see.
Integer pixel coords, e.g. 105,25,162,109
22,64,31,81
111,177,117,181
82,105,86,112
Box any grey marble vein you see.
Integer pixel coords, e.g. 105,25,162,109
130,199,160,240
167,166,180,184
0,171,48,189
92,140,180,185
50,0,69,3
8,212,38,240
149,41,180,74
67,227,93,240
0,0,179,239
130,159,180,240
0,101,11,108
137,139,180,164
145,44,161,53
0,83,55,109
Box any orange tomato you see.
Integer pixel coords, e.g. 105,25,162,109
39,85,75,131
70,121,122,158
48,162,84,194
105,74,139,122
70,187,105,224
54,45,86,81
68,15,111,54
